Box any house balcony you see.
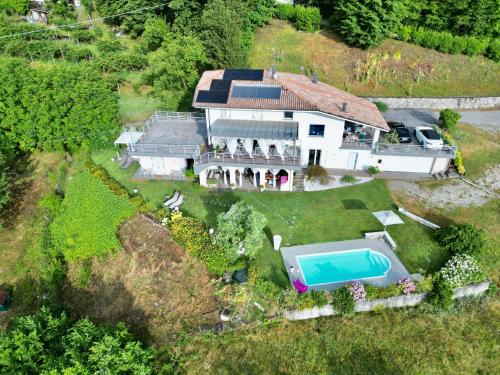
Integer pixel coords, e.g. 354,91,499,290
340,138,373,150
194,147,302,173
373,143,458,158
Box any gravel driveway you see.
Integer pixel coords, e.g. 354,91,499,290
382,109,500,133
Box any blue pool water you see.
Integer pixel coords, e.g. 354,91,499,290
297,249,391,286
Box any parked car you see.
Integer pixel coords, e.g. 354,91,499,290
415,126,444,149
387,122,412,143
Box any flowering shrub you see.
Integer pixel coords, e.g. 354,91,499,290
440,254,486,288
397,278,416,295
332,286,355,315
348,281,366,301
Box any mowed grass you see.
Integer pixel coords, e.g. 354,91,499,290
249,20,500,97
183,300,500,374
92,149,445,286
452,123,500,180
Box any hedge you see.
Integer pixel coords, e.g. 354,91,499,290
397,26,492,59
275,4,321,33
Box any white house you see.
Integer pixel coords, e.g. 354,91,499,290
116,68,457,192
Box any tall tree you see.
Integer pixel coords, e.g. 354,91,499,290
330,0,406,49
200,0,250,68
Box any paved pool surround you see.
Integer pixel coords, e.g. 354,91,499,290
281,239,410,291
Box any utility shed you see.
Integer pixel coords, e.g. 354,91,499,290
0,290,12,312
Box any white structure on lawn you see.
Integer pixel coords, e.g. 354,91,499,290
115,69,457,191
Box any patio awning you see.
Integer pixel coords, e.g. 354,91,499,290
211,119,298,140
372,211,404,228
114,131,143,146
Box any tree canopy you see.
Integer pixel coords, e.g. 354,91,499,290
0,307,155,374
0,58,120,152
214,202,267,263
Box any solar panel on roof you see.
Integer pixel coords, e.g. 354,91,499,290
196,90,229,104
223,69,264,81
210,79,232,91
232,85,281,100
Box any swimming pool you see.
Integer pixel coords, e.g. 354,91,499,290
297,249,391,286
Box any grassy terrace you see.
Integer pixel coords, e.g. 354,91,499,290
249,20,500,97
92,149,446,287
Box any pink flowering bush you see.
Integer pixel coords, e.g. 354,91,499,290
397,277,416,295
348,281,366,301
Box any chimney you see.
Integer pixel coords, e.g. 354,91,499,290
270,64,278,79
311,73,319,84
342,102,349,112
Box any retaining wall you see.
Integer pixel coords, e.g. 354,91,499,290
284,281,491,321
365,96,500,110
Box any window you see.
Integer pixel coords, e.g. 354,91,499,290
308,149,322,166
284,111,293,120
309,124,325,136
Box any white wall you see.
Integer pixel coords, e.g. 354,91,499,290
206,108,346,168
136,156,187,175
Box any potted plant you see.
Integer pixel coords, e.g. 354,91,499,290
214,144,222,158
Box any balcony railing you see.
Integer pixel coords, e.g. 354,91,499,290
373,143,458,157
341,138,373,149
129,143,200,156
195,148,301,167
151,111,205,121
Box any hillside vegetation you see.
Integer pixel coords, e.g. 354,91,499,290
249,20,500,97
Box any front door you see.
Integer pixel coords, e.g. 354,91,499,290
347,152,358,170
308,149,322,166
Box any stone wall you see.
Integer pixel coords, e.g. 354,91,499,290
284,281,491,321
365,96,500,110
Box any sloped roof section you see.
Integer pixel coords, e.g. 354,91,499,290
193,69,390,131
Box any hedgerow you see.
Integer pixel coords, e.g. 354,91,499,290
50,171,136,261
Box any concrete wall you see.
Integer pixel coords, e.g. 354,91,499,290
136,156,187,175
284,281,491,321
366,96,500,110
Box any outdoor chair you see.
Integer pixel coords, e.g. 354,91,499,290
168,194,183,210
164,191,180,207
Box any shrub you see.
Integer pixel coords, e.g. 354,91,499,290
341,175,357,184
426,274,453,310
275,4,296,21
364,283,401,300
367,166,380,175
440,254,486,288
169,212,229,276
95,52,147,73
214,202,267,263
397,277,416,294
294,5,321,33
50,171,136,261
309,290,329,307
373,101,388,112
96,39,124,53
439,109,461,132
454,150,465,175
348,281,366,301
71,29,97,43
0,153,12,212
383,129,400,144
486,38,500,62
331,286,355,315
306,165,330,185
436,224,485,256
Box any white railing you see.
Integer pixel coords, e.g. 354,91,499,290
196,148,301,167
374,143,458,157
341,138,373,148
151,111,206,121
129,143,199,155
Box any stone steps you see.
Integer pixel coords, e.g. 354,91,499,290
294,171,305,192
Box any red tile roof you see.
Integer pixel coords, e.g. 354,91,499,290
193,69,390,131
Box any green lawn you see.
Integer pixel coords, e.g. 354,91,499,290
249,20,500,97
92,149,446,286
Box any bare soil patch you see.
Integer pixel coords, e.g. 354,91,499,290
62,213,220,346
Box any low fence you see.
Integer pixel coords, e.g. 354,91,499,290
284,281,490,321
365,96,500,110
398,207,440,230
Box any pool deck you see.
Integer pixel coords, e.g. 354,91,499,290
281,239,410,291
